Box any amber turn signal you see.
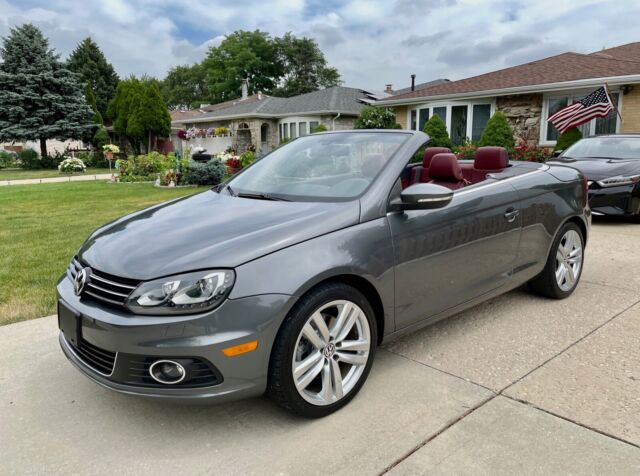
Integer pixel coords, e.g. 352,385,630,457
222,340,259,357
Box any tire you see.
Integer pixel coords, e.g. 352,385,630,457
267,282,377,418
528,222,584,299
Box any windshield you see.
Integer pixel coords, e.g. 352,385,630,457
563,137,640,160
227,132,409,201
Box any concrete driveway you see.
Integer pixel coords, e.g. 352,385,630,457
1,219,639,475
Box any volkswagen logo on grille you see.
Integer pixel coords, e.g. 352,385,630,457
74,268,90,296
322,343,336,358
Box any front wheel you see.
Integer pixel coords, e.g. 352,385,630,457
267,283,377,418
528,222,584,299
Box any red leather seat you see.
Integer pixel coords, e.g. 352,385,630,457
470,146,508,183
410,147,451,184
427,153,466,190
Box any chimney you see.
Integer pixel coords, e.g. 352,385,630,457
410,74,416,92
241,78,249,100
384,84,393,94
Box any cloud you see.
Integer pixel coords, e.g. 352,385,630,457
1,0,639,92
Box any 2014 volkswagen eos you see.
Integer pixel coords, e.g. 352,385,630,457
58,131,590,417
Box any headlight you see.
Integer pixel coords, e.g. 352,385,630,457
596,175,640,187
126,270,235,315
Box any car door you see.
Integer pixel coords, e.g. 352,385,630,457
389,180,522,330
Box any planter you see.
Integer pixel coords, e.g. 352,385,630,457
226,166,242,175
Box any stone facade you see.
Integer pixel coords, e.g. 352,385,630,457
496,94,544,146
620,87,640,133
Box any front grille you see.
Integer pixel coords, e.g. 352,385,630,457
123,356,222,388
67,257,140,307
67,336,117,376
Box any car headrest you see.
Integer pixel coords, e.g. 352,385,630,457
423,147,451,168
428,153,463,181
474,146,508,170
362,153,385,178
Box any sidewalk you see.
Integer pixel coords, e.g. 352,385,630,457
0,173,113,186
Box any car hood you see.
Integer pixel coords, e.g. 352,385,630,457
548,157,640,181
78,190,360,280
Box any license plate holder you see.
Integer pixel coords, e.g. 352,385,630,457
58,300,82,347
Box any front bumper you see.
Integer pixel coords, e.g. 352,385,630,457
588,183,640,216
57,276,294,403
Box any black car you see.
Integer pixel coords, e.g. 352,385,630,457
549,135,640,218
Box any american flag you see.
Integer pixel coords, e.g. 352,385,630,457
548,86,614,134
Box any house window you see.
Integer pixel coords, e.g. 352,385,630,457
283,123,289,139
299,122,307,136
418,109,429,131
290,123,297,138
310,121,319,133
451,105,467,145
433,106,447,123
472,104,491,141
410,110,417,130
542,92,619,144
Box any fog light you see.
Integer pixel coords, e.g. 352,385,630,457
149,360,186,384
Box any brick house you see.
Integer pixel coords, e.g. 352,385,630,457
376,42,640,148
171,85,386,156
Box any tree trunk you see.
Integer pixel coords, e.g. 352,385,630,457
39,138,48,159
148,130,151,153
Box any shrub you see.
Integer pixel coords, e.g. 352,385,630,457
478,112,515,150
279,137,292,145
512,145,552,163
186,160,226,185
423,115,452,148
554,127,582,152
0,151,16,168
354,106,397,129
240,150,256,167
311,123,328,133
93,127,110,149
58,157,87,174
17,149,41,169
225,157,242,169
116,152,175,181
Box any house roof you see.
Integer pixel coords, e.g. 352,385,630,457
391,78,450,95
379,43,640,104
174,87,376,125
170,94,267,124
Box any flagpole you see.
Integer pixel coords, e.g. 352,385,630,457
604,82,623,123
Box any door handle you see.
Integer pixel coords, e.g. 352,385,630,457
504,209,520,223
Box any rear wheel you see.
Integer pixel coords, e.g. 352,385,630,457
528,222,584,299
267,282,376,418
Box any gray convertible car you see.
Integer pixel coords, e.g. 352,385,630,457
58,130,590,417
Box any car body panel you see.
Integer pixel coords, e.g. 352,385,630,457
57,130,590,403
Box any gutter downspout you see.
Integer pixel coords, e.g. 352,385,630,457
332,112,341,130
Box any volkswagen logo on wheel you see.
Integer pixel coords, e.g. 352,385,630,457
74,268,90,296
322,342,336,358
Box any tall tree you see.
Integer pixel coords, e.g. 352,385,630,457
85,81,103,125
66,37,119,118
160,64,208,110
107,77,170,153
0,24,95,157
274,33,341,97
202,30,282,103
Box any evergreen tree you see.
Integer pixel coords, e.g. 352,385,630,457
85,81,103,125
423,115,452,148
478,111,515,149
67,37,119,117
0,24,95,158
554,127,582,151
107,77,170,152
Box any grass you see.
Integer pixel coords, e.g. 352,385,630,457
0,168,113,181
0,181,205,325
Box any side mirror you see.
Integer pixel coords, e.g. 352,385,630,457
553,149,563,158
390,183,454,211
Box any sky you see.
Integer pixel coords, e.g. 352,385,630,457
2,0,640,92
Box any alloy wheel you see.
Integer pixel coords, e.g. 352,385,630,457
291,300,371,406
555,229,583,292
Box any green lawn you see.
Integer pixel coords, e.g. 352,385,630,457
0,168,113,181
0,182,205,325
